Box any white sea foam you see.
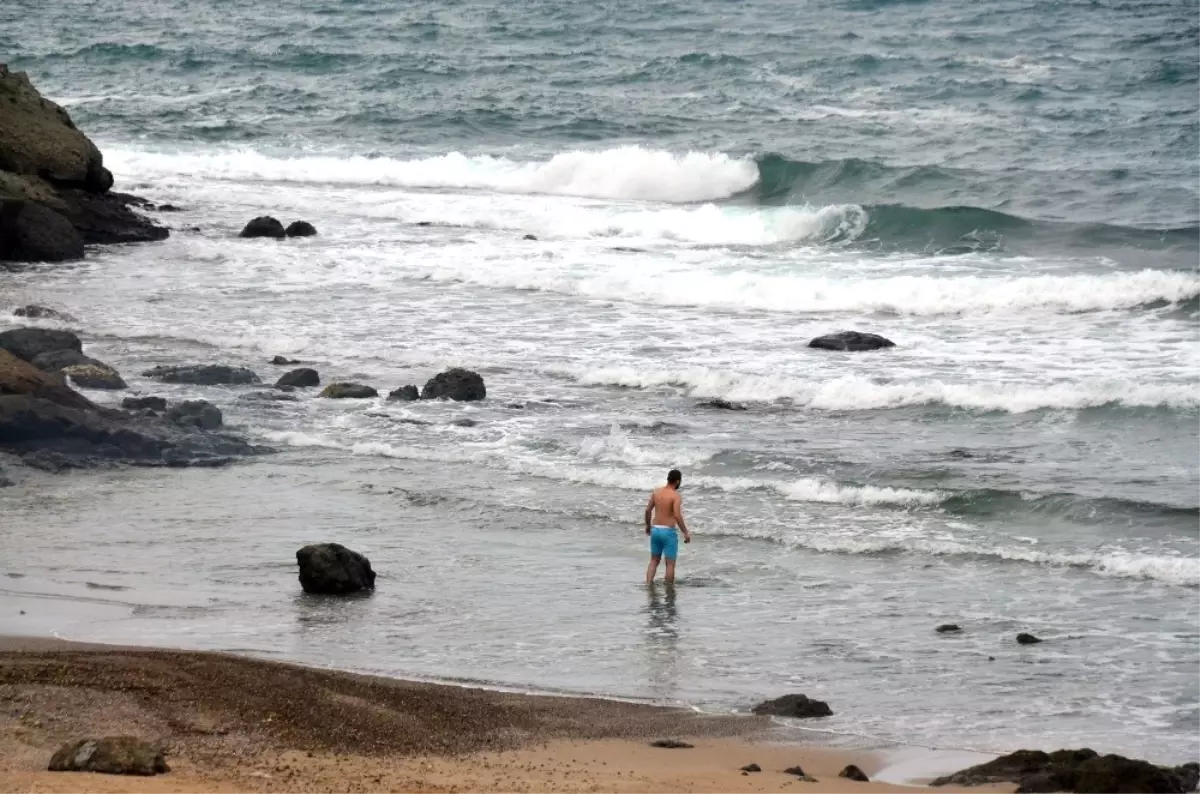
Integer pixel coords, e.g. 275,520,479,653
104,145,760,203
567,368,1200,412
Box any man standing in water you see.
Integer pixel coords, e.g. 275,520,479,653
645,469,692,584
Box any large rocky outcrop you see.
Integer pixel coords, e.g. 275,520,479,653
0,65,166,264
931,749,1199,794
0,349,262,471
421,368,486,401
0,326,126,390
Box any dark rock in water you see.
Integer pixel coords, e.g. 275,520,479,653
784,766,818,782
270,355,300,365
0,327,81,363
936,624,963,634
840,764,869,782
13,304,73,321
1016,632,1043,645
649,739,694,749
451,418,478,428
285,220,317,237
167,400,222,430
30,348,99,373
948,449,974,459
239,215,285,239
741,763,761,773
48,736,169,776
122,396,167,412
751,694,833,719
415,221,433,227
142,364,260,385
62,363,126,390
523,233,538,240
388,385,419,402
296,542,375,594
0,197,85,262
0,350,261,471
421,368,486,401
700,398,746,411
275,368,319,388
156,204,181,212
808,331,896,352
60,188,170,246
320,382,378,399
22,449,78,473
239,390,298,403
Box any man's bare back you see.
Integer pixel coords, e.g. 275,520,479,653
649,486,682,528
644,469,691,584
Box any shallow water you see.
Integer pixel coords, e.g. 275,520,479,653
2,0,1198,765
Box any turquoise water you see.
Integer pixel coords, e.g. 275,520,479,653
1,0,1197,764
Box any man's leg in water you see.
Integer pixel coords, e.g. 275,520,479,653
646,555,661,584
664,558,677,584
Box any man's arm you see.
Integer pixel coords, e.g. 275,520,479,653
644,493,654,534
676,493,691,542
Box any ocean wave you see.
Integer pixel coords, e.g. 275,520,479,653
104,144,760,203
565,369,1200,413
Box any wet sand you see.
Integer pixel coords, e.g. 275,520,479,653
0,636,1012,793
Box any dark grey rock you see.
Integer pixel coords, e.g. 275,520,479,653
239,215,285,239
387,385,419,402
238,391,298,403
48,736,169,776
0,327,81,363
741,763,761,773
30,348,98,372
285,220,317,237
275,368,319,388
142,364,260,386
270,355,300,365
122,396,167,412
21,449,77,473
167,400,222,431
421,368,486,401
751,694,833,719
699,398,746,411
936,624,963,634
808,331,896,352
932,748,1199,794
62,363,126,390
13,304,73,321
840,764,869,782
296,542,375,595
649,739,694,749
0,199,85,262
320,382,378,399
1016,632,1043,645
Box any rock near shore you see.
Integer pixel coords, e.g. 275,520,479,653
750,694,833,718
808,331,896,352
48,736,169,776
296,543,376,595
0,65,166,264
931,749,1199,794
421,368,486,401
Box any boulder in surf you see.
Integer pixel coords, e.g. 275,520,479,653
388,385,419,402
275,367,320,388
751,694,833,718
142,364,261,385
296,542,376,594
320,382,378,399
63,363,127,390
238,215,286,239
808,331,896,352
931,748,1199,793
167,400,222,430
285,220,317,237
0,327,82,363
421,368,486,401
840,765,870,782
1016,632,1042,645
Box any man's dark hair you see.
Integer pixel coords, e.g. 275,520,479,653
667,469,682,485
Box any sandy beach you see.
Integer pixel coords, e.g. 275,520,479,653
0,636,1015,794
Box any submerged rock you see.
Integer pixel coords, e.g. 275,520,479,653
699,398,746,411
270,355,300,365
1016,632,1043,645
751,694,833,719
48,736,169,776
936,624,963,634
421,368,486,401
167,400,222,431
13,304,74,321
275,367,319,388
142,364,260,385
296,543,376,594
239,215,285,239
63,363,126,390
931,749,1199,794
122,396,167,412
285,220,317,237
808,331,896,352
320,382,378,399
387,385,419,402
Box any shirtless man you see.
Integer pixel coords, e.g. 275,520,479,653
644,469,692,584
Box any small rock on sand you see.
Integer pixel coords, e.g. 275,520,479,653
649,739,694,749
840,764,870,781
741,763,761,772
48,736,169,776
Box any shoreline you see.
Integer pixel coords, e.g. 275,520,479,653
0,635,1012,793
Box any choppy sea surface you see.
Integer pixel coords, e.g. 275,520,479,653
1,0,1197,763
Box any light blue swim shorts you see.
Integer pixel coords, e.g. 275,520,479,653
650,526,679,560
